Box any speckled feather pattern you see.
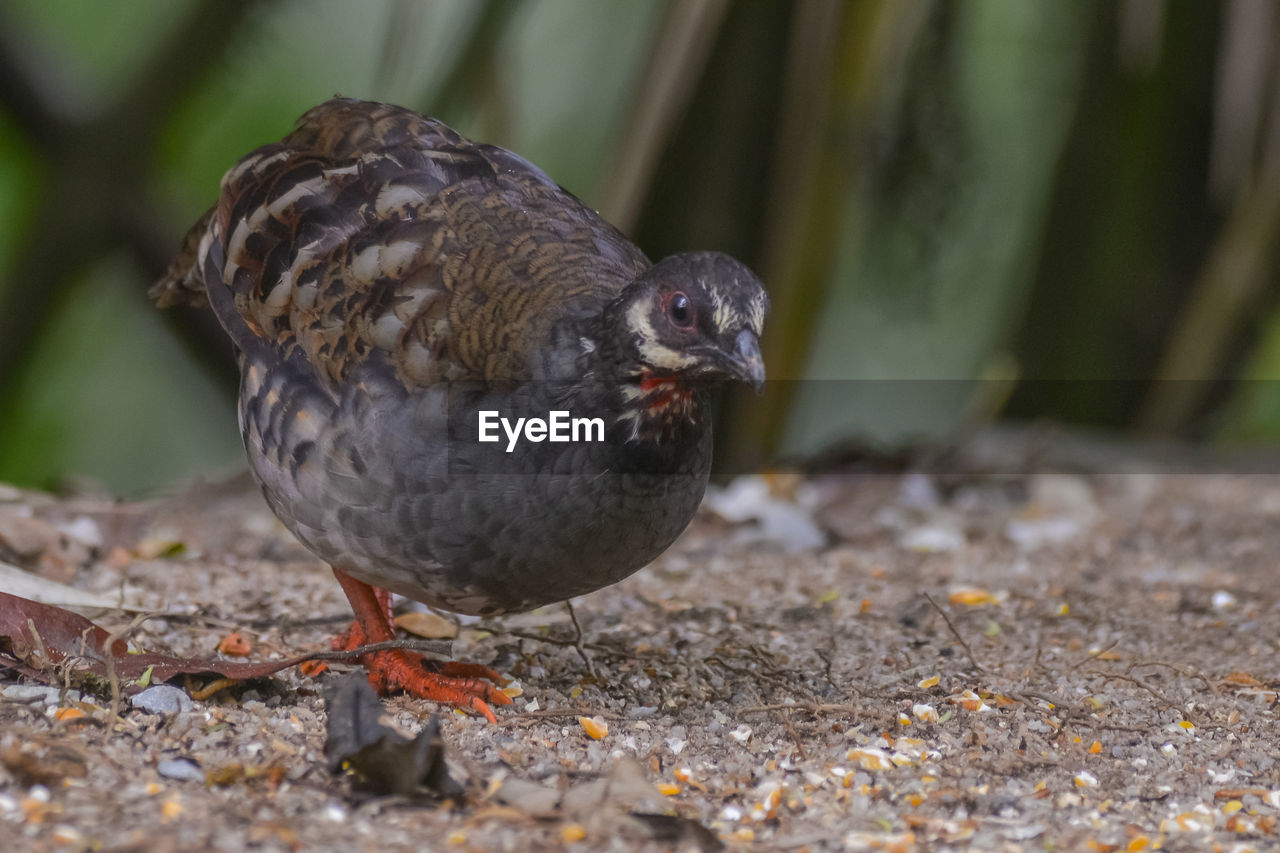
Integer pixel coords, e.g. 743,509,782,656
155,98,763,615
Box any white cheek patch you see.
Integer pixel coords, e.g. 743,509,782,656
627,299,698,370
639,340,698,370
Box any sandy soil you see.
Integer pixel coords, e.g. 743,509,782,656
2,455,1279,851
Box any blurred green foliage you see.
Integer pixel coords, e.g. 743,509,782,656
1,0,1278,494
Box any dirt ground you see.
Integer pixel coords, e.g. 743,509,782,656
2,437,1280,852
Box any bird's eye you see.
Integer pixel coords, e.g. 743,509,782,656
668,292,694,329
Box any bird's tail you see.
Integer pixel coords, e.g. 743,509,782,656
149,206,265,358
149,207,214,308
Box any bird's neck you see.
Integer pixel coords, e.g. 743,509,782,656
569,312,713,471
586,374,709,475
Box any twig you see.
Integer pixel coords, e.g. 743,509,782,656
1088,670,1185,716
99,612,156,720
24,618,48,669
1124,659,1215,693
871,662,936,689
737,702,859,715
1069,639,1120,670
780,713,807,760
476,625,632,659
923,592,987,674
293,637,453,663
564,600,597,678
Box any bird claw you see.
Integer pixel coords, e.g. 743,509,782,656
330,570,511,722
359,647,512,724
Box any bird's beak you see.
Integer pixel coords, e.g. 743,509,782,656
728,328,766,393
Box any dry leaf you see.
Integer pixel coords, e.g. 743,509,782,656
0,591,350,691
393,611,458,639
323,673,463,800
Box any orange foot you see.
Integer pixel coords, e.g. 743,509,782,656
331,568,512,723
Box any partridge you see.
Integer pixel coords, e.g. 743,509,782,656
154,98,768,721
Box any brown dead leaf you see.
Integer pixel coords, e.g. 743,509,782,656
323,672,463,800
0,591,396,693
1220,671,1264,688
393,611,458,639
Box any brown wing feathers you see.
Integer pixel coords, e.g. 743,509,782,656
153,98,649,390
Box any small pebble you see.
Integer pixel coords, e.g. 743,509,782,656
1006,516,1082,549
901,524,966,553
156,758,204,783
1212,590,1237,610
59,515,103,547
132,685,194,715
899,473,941,508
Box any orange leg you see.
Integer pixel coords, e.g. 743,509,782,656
331,568,511,723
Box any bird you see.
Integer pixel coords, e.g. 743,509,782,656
153,98,768,721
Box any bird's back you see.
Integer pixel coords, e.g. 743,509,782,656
154,98,650,390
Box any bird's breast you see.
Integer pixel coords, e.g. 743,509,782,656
240,360,713,615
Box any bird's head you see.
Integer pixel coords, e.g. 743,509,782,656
603,251,768,403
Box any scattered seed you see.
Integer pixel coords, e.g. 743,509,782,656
161,797,183,822
216,632,252,657
912,704,939,723
578,716,608,740
949,588,993,606
846,747,893,771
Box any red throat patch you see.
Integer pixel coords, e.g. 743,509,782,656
639,373,692,411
